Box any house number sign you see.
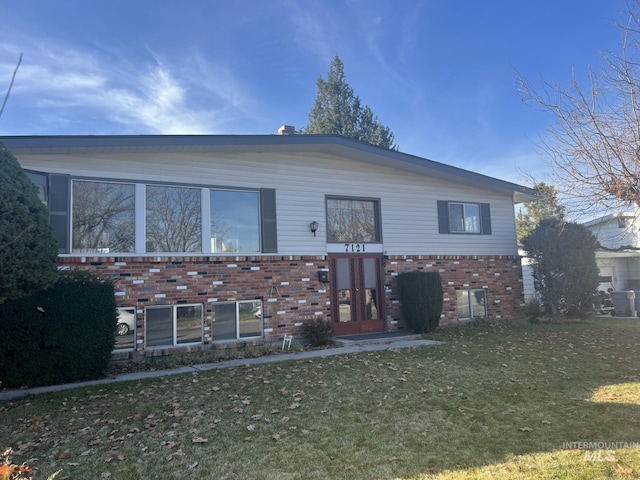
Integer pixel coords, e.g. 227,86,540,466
345,243,366,252
327,243,382,254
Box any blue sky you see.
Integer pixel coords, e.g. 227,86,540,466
0,0,626,186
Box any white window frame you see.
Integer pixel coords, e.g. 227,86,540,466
211,300,263,341
449,202,481,233
69,179,263,255
114,306,136,351
457,289,487,320
145,304,204,348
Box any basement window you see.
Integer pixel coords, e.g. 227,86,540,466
211,300,262,341
145,304,203,348
114,307,136,350
457,289,487,320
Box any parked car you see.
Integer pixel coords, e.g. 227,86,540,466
116,308,135,336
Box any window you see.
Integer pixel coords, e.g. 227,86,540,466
211,300,262,341
210,190,260,253
72,180,135,253
25,171,48,205
146,185,201,253
326,197,381,243
145,304,203,347
437,201,491,235
457,289,487,320
618,217,627,228
449,203,480,233
28,171,277,255
114,307,136,350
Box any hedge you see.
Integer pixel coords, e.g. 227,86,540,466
0,272,117,388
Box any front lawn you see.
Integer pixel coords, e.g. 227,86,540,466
1,318,639,479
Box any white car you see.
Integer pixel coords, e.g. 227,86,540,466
116,309,135,336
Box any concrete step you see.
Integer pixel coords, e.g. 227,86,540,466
333,332,423,347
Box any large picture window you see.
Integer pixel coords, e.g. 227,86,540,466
326,197,381,243
146,185,201,253
211,300,262,341
72,180,135,253
30,172,276,255
145,304,203,347
210,190,260,253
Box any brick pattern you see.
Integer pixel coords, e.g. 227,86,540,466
384,255,525,324
59,254,524,360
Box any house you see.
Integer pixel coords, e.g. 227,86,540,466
1,132,537,361
583,208,640,292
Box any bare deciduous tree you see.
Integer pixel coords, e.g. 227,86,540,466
518,1,640,216
72,181,135,253
146,185,201,253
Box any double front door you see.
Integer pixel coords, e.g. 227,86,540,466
329,254,385,335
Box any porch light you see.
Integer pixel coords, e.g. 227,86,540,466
310,221,319,237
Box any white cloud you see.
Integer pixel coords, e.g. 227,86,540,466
0,39,257,134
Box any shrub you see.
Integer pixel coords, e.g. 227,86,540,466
0,142,59,304
0,272,117,388
302,319,335,347
397,271,444,334
522,219,600,321
524,298,542,324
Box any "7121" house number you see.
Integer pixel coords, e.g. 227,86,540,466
344,243,365,252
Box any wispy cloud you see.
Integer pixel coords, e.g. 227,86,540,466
0,38,256,134
285,1,341,64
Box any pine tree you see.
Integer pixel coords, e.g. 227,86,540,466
516,182,566,244
0,142,59,303
304,54,397,150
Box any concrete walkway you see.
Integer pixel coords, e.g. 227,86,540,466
0,336,441,401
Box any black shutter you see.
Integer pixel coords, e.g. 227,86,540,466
437,200,450,234
48,174,70,253
260,188,277,253
480,203,492,235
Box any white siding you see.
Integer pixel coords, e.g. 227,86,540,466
587,215,640,249
18,150,519,256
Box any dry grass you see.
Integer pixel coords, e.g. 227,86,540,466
1,317,639,479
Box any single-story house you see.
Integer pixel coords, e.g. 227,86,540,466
1,131,537,361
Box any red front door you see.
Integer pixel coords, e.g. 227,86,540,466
330,254,385,335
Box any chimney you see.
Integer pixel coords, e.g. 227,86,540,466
277,125,296,135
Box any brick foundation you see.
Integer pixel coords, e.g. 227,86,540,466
384,255,525,324
59,254,524,361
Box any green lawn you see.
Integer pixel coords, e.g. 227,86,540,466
1,318,639,479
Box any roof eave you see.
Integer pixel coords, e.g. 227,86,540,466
1,134,538,201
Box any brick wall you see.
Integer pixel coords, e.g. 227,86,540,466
59,254,524,360
385,255,525,325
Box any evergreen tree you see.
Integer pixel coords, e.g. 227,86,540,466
516,182,566,244
304,54,397,150
522,219,600,321
0,142,59,303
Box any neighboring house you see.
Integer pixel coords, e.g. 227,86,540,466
2,132,537,361
519,250,536,302
583,209,640,292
